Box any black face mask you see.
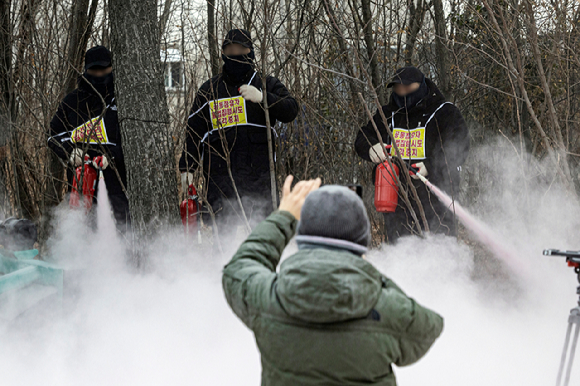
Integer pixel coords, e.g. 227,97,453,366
83,71,114,97
222,50,255,84
393,78,429,109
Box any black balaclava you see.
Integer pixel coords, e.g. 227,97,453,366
82,71,114,97
222,50,255,84
221,28,255,84
392,76,429,109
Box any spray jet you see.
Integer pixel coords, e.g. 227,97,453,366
412,169,525,275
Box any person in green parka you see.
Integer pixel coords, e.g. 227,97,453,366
222,175,444,386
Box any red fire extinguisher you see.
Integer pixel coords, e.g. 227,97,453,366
70,155,99,211
374,160,400,213
180,184,201,243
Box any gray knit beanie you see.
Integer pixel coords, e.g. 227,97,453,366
296,185,371,248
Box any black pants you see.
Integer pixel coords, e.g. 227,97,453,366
382,179,457,244
207,171,273,217
107,193,131,234
202,173,274,248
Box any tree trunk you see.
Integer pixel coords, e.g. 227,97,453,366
11,0,41,220
432,0,450,97
262,0,277,212
0,0,11,125
109,0,179,263
40,0,98,247
64,0,98,95
322,0,358,98
0,0,12,212
361,0,384,104
207,0,219,77
405,0,426,66
481,0,575,194
159,0,173,40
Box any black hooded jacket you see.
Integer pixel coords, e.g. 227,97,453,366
355,78,469,194
179,69,298,206
47,77,127,195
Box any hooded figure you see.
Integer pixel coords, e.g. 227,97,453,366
355,66,469,243
179,29,299,233
223,184,443,385
48,45,130,231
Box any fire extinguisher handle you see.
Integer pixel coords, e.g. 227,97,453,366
92,156,104,170
408,163,420,175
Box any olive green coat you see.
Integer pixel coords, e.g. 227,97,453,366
223,211,443,385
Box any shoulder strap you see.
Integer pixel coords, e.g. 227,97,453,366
424,102,452,127
248,71,258,86
188,101,209,119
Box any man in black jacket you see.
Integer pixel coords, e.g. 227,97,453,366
48,46,130,231
355,66,469,243
179,29,298,232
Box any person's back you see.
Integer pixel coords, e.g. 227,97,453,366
223,178,443,385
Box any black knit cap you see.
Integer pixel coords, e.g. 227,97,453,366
85,46,112,70
387,66,424,88
222,29,253,50
297,185,371,247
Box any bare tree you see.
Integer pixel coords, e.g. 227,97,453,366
0,0,13,212
207,0,220,76
405,0,427,65
64,0,99,94
431,0,450,97
361,0,384,103
0,0,576,252
109,0,179,262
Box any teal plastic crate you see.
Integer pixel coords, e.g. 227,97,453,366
0,249,63,321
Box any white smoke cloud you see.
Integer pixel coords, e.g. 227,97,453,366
0,197,261,385
369,235,579,385
1,138,580,385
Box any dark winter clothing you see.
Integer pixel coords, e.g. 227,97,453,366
179,69,298,226
47,75,130,227
222,52,255,84
355,78,469,241
221,29,255,83
223,210,444,386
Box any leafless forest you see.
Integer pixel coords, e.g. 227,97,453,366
1,0,579,251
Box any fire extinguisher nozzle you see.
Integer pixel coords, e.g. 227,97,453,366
417,173,428,184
